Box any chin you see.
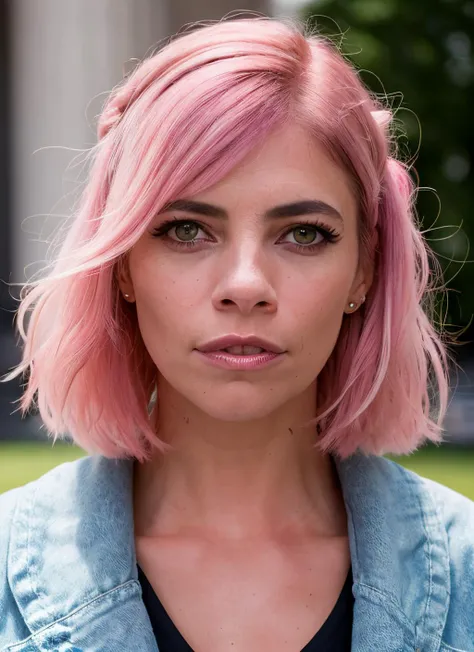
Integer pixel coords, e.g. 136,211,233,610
196,391,285,422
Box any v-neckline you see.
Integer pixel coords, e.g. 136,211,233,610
136,563,354,651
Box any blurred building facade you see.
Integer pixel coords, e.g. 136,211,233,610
0,0,270,439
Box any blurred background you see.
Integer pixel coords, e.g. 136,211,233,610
0,0,473,496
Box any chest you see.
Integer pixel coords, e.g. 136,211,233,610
135,534,350,652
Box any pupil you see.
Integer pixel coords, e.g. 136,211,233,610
294,226,316,245
176,223,198,241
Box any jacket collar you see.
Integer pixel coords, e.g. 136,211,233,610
8,453,450,651
335,454,450,652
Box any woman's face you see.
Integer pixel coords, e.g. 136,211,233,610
122,123,369,421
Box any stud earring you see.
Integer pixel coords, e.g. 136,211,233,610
124,293,130,299
347,295,366,313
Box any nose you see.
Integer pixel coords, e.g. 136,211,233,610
211,247,278,316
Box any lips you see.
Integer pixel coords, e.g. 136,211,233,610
196,335,285,354
223,345,265,355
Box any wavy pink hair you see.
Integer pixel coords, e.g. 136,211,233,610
3,17,450,461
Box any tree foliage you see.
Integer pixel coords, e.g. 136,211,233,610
301,0,474,331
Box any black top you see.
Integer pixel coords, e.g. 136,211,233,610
137,563,354,651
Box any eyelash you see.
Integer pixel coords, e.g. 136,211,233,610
151,218,341,253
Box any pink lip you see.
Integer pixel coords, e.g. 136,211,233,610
195,349,284,370
196,335,285,354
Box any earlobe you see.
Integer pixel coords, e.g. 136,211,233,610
115,255,135,303
120,288,136,303
119,287,135,303
348,253,375,313
345,294,366,314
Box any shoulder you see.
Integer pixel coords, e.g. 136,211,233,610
379,455,474,568
0,484,22,560
348,451,474,528
0,454,136,647
0,453,134,545
0,460,86,643
417,468,474,530
338,452,474,650
387,457,474,649
0,454,99,549
0,484,31,643
384,455,474,541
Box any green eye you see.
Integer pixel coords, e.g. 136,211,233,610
292,226,318,245
174,222,199,241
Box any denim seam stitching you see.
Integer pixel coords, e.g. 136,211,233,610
439,642,469,652
419,475,451,641
356,581,415,633
5,489,38,649
25,480,56,629
405,472,435,640
3,580,140,650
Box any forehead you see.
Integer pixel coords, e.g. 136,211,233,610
191,123,358,224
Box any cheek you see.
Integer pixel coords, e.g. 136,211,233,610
282,263,353,362
130,255,203,361
135,286,187,351
132,248,203,310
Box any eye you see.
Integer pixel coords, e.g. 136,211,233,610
287,225,323,246
278,222,340,252
171,222,200,241
151,219,211,248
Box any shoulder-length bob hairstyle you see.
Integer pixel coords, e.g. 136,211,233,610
4,17,450,462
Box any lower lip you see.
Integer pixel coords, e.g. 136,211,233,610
195,350,284,370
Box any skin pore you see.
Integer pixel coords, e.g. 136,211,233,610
119,122,371,651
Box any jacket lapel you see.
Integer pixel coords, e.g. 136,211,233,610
336,454,451,651
8,455,158,651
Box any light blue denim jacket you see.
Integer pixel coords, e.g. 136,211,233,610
1,452,473,651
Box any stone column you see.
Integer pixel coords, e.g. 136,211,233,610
9,0,169,286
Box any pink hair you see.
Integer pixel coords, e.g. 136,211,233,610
3,17,450,461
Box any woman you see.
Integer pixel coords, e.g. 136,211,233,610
1,15,473,652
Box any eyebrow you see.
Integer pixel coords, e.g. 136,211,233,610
160,199,344,223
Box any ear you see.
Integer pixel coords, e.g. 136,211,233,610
346,254,375,313
115,254,136,303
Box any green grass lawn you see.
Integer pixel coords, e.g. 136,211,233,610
1,441,473,499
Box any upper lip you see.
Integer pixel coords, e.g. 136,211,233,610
196,335,285,354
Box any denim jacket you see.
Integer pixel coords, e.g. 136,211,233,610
1,452,473,652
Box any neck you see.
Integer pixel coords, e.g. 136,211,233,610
133,378,347,542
